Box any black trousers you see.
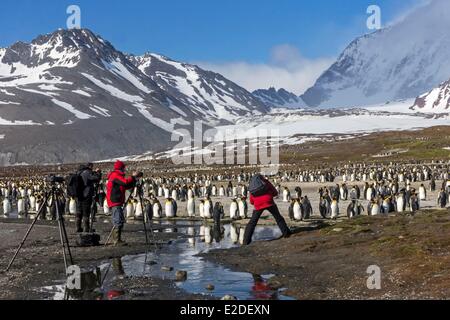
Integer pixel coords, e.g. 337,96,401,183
76,199,92,231
243,205,290,245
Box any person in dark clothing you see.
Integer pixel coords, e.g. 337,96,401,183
243,176,291,245
76,163,101,233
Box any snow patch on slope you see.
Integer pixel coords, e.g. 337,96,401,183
51,99,93,119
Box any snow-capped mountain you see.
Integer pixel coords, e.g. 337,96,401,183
252,87,306,109
411,79,450,113
127,53,268,124
302,0,450,109
0,28,267,165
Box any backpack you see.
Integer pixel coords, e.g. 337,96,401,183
249,175,268,197
66,172,84,198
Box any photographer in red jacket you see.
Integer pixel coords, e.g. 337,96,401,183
243,175,292,245
106,160,142,245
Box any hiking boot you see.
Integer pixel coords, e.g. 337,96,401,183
114,227,127,247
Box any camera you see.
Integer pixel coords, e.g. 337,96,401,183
46,175,65,184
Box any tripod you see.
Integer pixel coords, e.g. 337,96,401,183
5,183,74,272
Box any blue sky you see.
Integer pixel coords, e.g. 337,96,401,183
0,0,423,93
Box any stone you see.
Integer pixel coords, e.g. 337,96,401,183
175,270,187,281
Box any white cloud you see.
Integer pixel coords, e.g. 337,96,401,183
196,44,334,95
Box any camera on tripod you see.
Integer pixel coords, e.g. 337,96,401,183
46,175,65,184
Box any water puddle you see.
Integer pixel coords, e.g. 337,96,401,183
37,221,294,300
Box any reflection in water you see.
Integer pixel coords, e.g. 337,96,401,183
40,221,292,300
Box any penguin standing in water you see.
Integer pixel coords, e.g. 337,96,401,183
238,197,248,219
165,198,177,218
229,198,239,220
331,198,339,220
419,184,427,201
283,187,291,202
152,199,162,219
187,193,196,217
203,197,213,219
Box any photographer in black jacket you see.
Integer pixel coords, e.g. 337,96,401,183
76,163,101,233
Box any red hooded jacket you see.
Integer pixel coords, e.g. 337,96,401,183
249,177,278,211
106,161,136,208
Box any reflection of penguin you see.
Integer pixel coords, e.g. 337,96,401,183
229,199,239,220
187,226,196,246
204,225,212,244
230,224,239,244
213,202,224,243
165,198,177,218
239,227,245,245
